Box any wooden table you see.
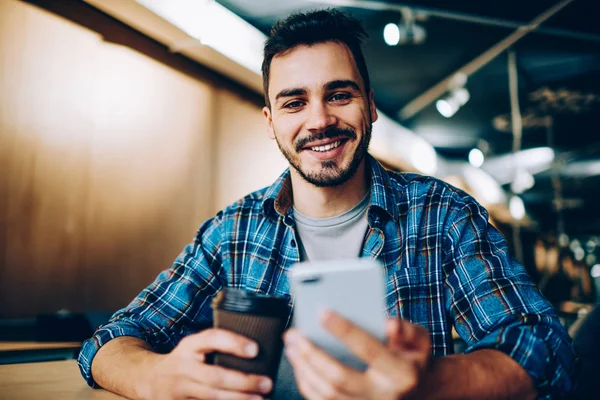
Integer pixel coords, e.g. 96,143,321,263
0,342,81,352
0,342,82,365
0,360,125,399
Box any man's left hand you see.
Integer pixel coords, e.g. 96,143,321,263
284,311,431,400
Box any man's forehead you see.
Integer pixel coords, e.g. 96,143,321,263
268,42,363,96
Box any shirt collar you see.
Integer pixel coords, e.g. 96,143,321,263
262,154,402,222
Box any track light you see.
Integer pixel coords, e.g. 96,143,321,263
436,87,470,118
383,23,426,46
383,7,426,46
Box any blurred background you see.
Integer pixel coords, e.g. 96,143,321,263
0,0,598,365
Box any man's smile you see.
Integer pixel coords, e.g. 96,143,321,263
300,137,350,160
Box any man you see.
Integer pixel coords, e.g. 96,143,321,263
78,9,576,400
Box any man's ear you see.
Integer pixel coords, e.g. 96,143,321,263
263,106,275,140
369,88,378,123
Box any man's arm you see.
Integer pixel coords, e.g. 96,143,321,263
411,349,536,400
77,216,273,399
284,313,535,400
90,333,271,400
443,200,577,397
90,337,160,400
78,215,226,388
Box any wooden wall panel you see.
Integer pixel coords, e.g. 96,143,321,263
0,1,218,317
213,89,288,209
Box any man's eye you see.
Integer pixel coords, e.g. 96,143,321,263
284,101,304,109
330,93,350,102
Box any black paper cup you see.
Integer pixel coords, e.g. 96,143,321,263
212,288,289,396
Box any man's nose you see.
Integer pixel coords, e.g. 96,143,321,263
306,102,337,133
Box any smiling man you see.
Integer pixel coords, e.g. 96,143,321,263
78,9,576,400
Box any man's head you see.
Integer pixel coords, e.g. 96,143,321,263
262,9,371,109
262,9,377,187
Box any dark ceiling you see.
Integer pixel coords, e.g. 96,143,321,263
217,0,600,235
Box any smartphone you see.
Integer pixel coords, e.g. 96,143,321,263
288,258,387,371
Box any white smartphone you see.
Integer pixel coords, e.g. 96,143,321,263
288,258,387,371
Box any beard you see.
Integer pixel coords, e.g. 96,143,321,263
274,123,372,187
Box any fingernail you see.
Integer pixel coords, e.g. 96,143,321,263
259,378,272,393
245,343,259,357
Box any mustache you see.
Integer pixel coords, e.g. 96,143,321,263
294,128,357,152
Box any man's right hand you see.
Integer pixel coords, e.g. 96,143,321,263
139,328,272,400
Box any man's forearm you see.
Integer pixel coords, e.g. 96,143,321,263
411,349,537,400
91,336,163,400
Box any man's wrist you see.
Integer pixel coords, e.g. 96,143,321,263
133,352,165,400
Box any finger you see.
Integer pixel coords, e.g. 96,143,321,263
293,367,323,400
402,322,430,353
286,345,355,400
195,364,272,395
284,329,364,395
385,319,403,351
182,329,259,359
320,311,394,370
179,381,264,400
387,319,430,352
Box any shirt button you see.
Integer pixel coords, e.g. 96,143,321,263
291,239,297,247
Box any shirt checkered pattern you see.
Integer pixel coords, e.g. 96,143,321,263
78,155,577,398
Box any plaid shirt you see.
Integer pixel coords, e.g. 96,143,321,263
78,155,576,398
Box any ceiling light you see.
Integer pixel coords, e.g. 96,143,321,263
462,166,506,205
468,148,484,168
510,169,535,194
397,24,426,45
436,88,470,118
509,195,525,220
136,0,266,73
558,233,570,248
586,240,596,253
570,239,581,252
383,23,400,46
574,247,585,261
592,264,600,279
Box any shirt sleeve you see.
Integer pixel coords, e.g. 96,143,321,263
77,215,227,388
443,200,578,399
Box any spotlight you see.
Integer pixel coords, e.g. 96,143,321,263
468,148,485,168
436,88,470,118
509,195,525,220
383,9,426,47
384,23,400,46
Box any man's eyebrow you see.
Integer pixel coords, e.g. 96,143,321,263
275,88,307,102
325,80,361,92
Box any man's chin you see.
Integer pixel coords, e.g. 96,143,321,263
296,164,355,187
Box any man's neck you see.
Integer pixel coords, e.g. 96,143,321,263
290,160,369,218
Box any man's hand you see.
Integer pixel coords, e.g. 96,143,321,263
284,312,430,400
140,328,273,400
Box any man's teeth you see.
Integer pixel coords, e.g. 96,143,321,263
310,140,341,152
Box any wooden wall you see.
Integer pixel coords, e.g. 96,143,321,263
0,1,287,318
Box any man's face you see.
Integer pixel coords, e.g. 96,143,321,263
263,41,378,187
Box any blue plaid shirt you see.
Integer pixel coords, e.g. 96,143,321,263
78,155,576,398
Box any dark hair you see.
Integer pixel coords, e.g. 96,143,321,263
262,9,370,108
